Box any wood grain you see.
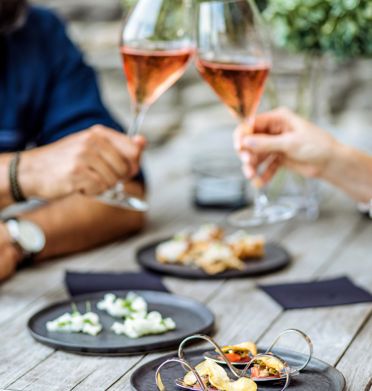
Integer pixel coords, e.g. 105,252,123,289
0,133,371,390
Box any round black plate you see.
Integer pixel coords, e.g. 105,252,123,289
130,347,346,391
28,290,214,356
137,239,291,279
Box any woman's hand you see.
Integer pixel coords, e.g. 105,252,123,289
19,125,146,200
234,108,339,185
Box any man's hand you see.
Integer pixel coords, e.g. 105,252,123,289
18,125,146,200
234,107,339,185
0,223,22,282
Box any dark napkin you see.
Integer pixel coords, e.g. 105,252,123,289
65,271,169,297
259,276,372,310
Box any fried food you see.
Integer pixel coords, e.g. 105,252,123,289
155,224,265,275
155,239,190,264
183,359,257,391
225,231,265,259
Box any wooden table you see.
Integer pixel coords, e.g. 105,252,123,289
0,131,371,391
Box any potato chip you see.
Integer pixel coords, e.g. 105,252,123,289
205,358,230,389
183,360,209,386
258,356,284,372
224,377,257,391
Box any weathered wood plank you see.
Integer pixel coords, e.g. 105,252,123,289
9,353,141,391
336,314,372,391
258,219,372,367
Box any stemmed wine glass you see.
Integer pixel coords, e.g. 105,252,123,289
96,0,194,211
195,0,296,226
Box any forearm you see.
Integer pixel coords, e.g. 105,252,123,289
18,181,146,260
0,154,16,209
322,142,372,203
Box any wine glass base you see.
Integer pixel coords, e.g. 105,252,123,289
96,186,148,212
228,203,296,227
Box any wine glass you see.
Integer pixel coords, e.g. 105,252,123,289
195,0,296,226
96,0,194,211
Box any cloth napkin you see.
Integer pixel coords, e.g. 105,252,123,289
259,276,372,310
65,271,169,297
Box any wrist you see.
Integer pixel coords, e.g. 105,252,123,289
18,149,40,199
320,140,349,182
0,222,23,265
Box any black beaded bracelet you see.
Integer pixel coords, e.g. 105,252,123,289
9,152,27,203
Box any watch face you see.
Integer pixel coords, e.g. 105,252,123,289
18,220,46,253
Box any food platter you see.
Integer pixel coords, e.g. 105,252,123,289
130,347,345,391
28,290,214,355
137,238,291,279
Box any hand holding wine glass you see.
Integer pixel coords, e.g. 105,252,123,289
195,0,296,227
235,107,339,183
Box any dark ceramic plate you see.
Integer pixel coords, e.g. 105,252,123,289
28,290,214,356
130,348,345,390
137,238,291,279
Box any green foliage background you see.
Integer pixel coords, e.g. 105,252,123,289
121,0,372,58
263,0,372,57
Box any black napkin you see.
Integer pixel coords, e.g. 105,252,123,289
259,276,372,310
65,271,169,297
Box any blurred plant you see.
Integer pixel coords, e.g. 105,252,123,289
263,0,372,58
120,0,188,41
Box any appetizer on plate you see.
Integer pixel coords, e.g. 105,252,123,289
111,311,176,338
156,238,190,265
194,243,245,275
225,231,264,259
97,292,147,318
46,304,102,336
177,359,257,391
155,224,265,275
191,224,224,244
249,356,285,380
205,341,257,364
98,292,177,339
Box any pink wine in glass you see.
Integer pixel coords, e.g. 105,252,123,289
196,58,270,126
121,46,193,107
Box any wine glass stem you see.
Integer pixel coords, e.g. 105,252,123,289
128,103,148,137
253,184,269,215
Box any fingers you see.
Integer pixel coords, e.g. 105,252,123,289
241,152,284,184
234,107,295,151
260,154,284,184
254,107,294,134
240,133,291,154
83,150,120,188
77,168,108,196
92,136,131,179
90,126,146,179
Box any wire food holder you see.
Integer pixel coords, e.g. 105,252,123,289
155,328,313,391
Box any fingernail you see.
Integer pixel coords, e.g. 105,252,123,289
242,165,253,179
243,138,257,148
240,152,250,163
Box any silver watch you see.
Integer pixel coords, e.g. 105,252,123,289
357,200,372,218
5,219,46,256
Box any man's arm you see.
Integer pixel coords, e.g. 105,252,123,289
0,154,16,209
29,181,145,260
0,180,145,280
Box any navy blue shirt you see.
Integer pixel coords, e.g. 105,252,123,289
0,6,123,152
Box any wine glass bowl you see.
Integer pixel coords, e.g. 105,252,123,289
121,0,194,112
195,0,296,226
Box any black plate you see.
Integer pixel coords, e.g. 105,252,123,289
137,239,291,279
130,347,346,391
28,290,214,356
